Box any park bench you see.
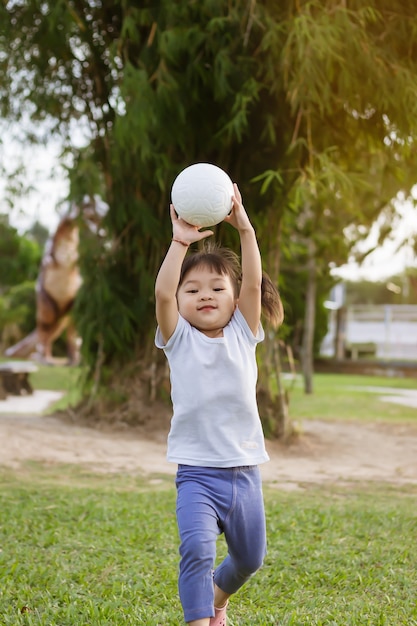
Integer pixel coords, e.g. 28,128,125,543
0,361,38,399
345,342,377,360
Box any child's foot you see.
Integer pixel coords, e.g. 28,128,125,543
209,600,228,626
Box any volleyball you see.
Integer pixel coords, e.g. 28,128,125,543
171,163,234,227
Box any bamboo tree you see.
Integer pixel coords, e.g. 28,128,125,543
267,1,417,393
1,1,417,433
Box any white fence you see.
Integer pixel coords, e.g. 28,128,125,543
321,304,417,361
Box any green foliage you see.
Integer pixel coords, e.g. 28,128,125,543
1,280,36,335
0,217,41,289
0,215,41,346
67,145,106,205
75,255,139,367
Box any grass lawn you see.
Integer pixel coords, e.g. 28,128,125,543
2,366,414,623
0,466,416,625
285,373,417,423
29,365,85,412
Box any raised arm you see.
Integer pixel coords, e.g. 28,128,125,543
155,205,213,343
224,184,262,335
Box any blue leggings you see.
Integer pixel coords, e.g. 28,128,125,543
175,465,267,623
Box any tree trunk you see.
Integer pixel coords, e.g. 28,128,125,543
301,239,316,394
257,331,292,440
334,306,347,359
256,208,292,439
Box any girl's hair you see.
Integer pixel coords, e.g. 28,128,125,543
179,242,284,328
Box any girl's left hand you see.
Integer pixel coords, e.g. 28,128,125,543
224,183,252,232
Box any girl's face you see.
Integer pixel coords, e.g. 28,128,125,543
177,265,237,337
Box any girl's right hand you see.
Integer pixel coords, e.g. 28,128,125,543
170,204,213,244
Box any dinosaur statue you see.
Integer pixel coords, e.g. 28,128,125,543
5,199,106,364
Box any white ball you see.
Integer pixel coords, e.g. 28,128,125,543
171,163,234,227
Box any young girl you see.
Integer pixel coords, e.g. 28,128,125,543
155,183,283,626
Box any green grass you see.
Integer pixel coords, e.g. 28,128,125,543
286,373,417,423
28,365,85,412
29,365,83,392
0,466,416,625
4,368,414,622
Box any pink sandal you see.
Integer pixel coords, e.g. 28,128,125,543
209,600,229,626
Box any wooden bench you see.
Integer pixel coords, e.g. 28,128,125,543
0,361,38,399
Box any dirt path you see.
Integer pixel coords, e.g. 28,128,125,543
1,410,417,489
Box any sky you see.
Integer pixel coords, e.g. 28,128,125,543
1,133,416,283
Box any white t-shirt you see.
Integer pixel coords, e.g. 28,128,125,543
155,307,270,467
